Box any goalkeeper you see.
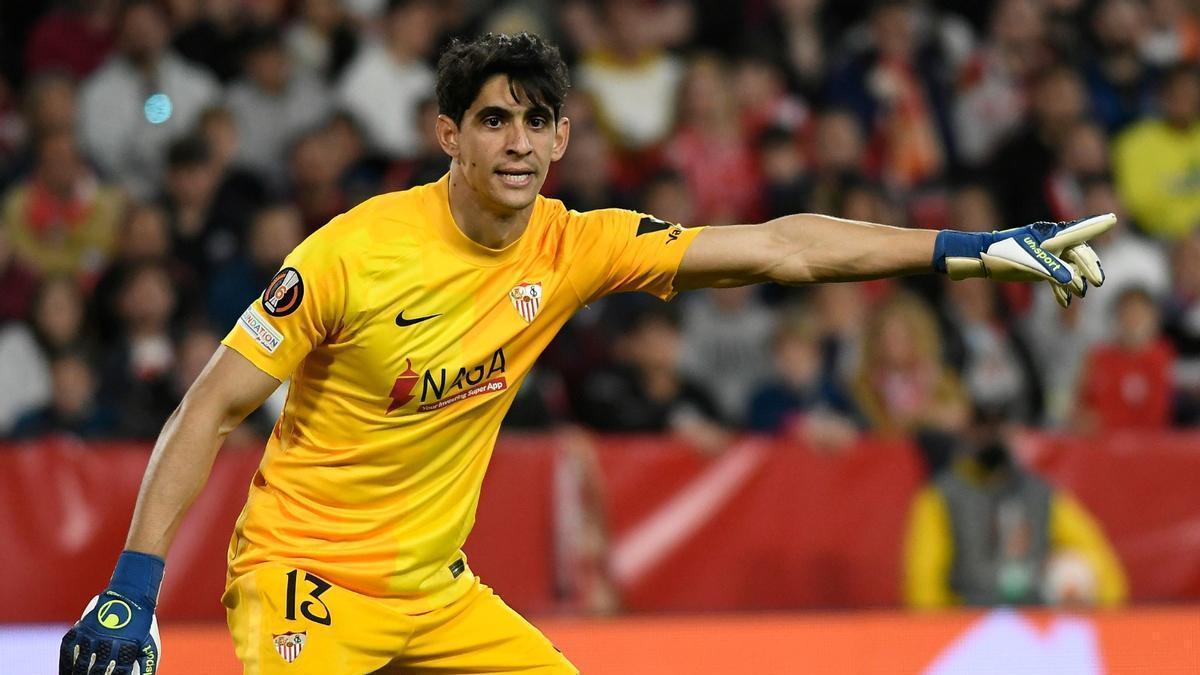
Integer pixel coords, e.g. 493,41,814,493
61,31,1111,675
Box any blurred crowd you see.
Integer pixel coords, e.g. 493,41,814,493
1,0,1199,452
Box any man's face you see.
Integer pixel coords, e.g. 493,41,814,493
438,75,569,216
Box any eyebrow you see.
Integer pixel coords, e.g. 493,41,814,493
474,105,554,122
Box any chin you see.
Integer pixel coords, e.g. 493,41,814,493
489,184,541,212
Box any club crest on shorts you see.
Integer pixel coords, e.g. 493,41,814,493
509,282,542,323
273,631,307,664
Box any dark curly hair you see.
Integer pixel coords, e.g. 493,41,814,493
436,33,570,126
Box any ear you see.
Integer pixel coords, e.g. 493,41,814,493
435,114,460,159
550,116,570,162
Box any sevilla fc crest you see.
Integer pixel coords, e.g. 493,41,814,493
273,631,307,663
509,282,542,323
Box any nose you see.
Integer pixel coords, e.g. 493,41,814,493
506,124,533,156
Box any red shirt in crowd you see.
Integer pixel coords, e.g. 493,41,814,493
24,10,115,80
1079,339,1176,429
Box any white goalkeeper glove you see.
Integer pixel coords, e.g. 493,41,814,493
933,213,1114,307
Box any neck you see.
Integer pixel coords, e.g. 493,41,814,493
447,162,534,250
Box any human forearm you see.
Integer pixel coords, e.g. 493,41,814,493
123,398,239,557
763,214,938,284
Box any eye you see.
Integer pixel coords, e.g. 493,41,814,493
528,116,548,129
482,116,502,128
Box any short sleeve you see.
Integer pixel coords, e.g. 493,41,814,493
564,208,704,304
221,231,348,382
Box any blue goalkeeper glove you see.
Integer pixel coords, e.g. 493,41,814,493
60,551,164,675
933,213,1113,307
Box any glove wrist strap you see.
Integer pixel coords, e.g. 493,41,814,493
110,550,165,608
932,229,994,274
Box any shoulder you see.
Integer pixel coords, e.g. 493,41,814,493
560,206,643,232
309,183,439,250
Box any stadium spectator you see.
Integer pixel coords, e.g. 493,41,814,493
78,0,220,200
0,217,39,323
324,111,391,205
170,0,253,83
552,97,623,213
1076,287,1176,431
8,350,107,439
947,184,1001,233
195,106,271,230
1044,120,1111,221
288,127,349,233
20,70,78,151
1083,0,1156,133
952,0,1052,168
577,305,729,454
852,292,968,435
1112,64,1200,241
336,0,438,158
747,309,860,447
10,350,114,439
1043,0,1089,60
757,125,809,220
286,0,360,83
988,64,1088,227
638,170,696,228
207,203,304,331
744,0,832,100
680,284,776,424
97,261,180,439
23,0,118,80
807,108,868,216
1165,231,1200,424
732,53,810,141
666,55,762,224
940,277,1041,424
812,282,869,385
1142,0,1200,66
159,136,237,282
826,0,955,190
0,319,51,435
89,203,180,342
571,0,687,152
28,275,91,359
1021,292,1089,427
902,405,1127,608
226,27,332,188
0,75,26,185
1,130,124,285
381,98,451,193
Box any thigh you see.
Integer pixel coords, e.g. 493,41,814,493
394,580,577,674
224,564,408,675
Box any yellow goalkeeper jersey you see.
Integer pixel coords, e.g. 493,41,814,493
221,174,702,611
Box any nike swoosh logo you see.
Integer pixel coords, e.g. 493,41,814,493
396,310,441,327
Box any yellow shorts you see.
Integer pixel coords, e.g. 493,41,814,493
223,564,577,674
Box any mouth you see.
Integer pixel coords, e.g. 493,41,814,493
495,168,536,188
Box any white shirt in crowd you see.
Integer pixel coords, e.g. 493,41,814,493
336,42,435,158
77,53,220,200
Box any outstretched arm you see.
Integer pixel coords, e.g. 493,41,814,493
676,214,938,289
676,213,1113,306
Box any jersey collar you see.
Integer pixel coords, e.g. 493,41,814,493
430,173,540,267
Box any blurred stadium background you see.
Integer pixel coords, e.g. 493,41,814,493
1,0,1199,672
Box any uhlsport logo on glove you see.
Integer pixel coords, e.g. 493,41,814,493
98,598,133,629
